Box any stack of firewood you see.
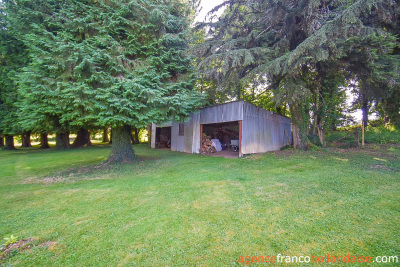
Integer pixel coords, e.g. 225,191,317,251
201,133,216,153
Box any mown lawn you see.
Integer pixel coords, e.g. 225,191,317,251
0,144,399,266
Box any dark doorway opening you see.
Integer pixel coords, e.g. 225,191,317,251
156,127,171,149
201,121,241,157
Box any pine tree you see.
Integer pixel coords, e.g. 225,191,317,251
5,0,203,161
0,2,29,150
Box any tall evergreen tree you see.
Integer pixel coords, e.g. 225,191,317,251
0,2,29,150
5,0,203,161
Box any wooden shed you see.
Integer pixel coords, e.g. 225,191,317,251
150,100,292,157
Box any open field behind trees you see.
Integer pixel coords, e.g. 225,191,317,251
1,144,399,266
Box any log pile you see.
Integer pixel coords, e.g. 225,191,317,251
201,133,216,153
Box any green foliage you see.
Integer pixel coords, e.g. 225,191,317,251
364,124,400,144
3,235,18,246
0,12,29,135
4,0,203,135
344,33,400,126
243,88,290,116
325,131,358,145
326,123,400,145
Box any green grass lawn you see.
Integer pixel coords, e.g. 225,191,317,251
0,144,399,266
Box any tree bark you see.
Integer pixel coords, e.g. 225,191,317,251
103,127,110,143
291,101,309,150
361,96,369,129
147,125,151,146
55,132,70,149
5,135,16,150
133,127,140,144
317,125,325,146
125,125,135,144
315,114,325,147
0,132,4,148
71,128,91,148
107,125,137,163
40,133,50,149
21,131,32,147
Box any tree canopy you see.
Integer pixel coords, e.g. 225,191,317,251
195,0,400,148
1,0,203,161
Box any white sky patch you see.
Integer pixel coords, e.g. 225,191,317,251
195,0,225,22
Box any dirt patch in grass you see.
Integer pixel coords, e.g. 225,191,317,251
331,144,399,157
137,155,162,162
0,239,60,263
22,162,115,184
22,155,161,184
271,150,296,159
371,164,392,171
329,145,399,172
38,241,58,251
0,238,34,262
203,150,239,158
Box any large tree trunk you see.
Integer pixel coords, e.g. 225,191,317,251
5,135,16,150
103,127,110,143
315,114,325,146
0,132,4,148
125,125,135,144
21,131,32,147
72,128,91,148
316,125,325,146
361,96,369,129
107,125,137,163
147,125,151,146
314,63,325,146
359,75,369,129
133,127,140,144
291,101,309,150
55,132,70,150
40,133,50,149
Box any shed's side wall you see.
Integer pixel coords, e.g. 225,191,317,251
200,101,244,124
242,102,292,154
170,122,183,152
170,113,200,153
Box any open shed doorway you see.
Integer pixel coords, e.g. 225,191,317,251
155,127,171,149
200,121,241,158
